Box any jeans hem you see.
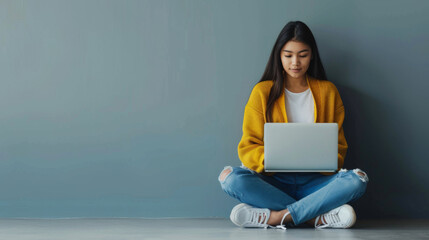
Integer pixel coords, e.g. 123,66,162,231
286,204,299,226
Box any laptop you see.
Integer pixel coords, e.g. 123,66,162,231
264,123,338,172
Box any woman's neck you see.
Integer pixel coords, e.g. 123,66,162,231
285,74,308,93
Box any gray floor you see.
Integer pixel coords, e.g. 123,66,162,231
0,218,428,240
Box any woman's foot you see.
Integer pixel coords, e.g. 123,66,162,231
229,203,291,230
314,204,356,229
230,203,270,228
230,203,356,229
267,209,293,226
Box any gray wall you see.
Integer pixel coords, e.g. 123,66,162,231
0,0,427,218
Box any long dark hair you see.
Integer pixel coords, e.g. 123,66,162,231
259,21,328,122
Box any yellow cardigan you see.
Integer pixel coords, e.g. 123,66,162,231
237,74,348,176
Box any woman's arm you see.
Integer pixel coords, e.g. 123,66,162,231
237,83,268,173
336,104,348,170
321,83,348,175
237,104,266,173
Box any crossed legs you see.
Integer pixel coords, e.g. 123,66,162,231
219,166,368,226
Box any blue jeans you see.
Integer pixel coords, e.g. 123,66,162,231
218,166,368,225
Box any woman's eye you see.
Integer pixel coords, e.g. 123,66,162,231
284,55,308,58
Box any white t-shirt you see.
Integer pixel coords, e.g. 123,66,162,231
285,87,314,123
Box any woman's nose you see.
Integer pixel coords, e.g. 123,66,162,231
292,56,300,65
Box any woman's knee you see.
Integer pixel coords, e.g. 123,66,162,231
339,168,369,195
352,168,369,185
218,166,253,188
218,166,233,182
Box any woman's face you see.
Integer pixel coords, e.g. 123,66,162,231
280,40,312,80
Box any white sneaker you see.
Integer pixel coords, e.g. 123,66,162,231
315,204,356,229
230,203,270,228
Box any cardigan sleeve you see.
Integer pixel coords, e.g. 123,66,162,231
335,104,348,170
334,85,348,170
320,84,348,176
237,86,266,173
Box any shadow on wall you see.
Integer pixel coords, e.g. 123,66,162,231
337,83,426,219
321,28,429,218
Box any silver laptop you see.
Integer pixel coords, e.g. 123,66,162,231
264,123,338,172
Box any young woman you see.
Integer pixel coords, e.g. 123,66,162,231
218,21,369,230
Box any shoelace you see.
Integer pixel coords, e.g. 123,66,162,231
315,209,341,229
265,212,290,230
276,212,290,230
249,210,269,227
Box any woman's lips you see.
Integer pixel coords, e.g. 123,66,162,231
291,69,301,73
